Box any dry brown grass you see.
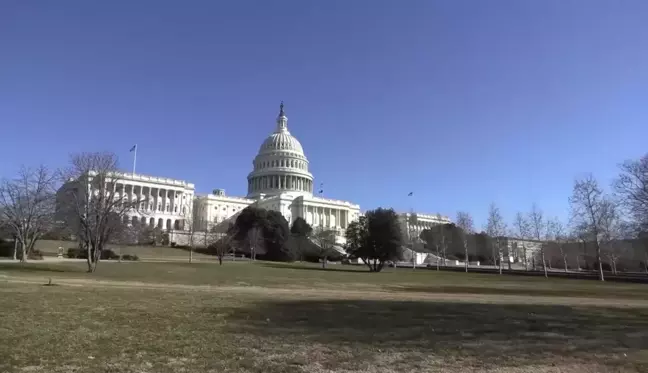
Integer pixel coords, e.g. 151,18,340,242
1,261,647,372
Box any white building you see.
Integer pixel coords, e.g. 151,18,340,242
194,103,361,244
57,171,195,231
57,102,448,247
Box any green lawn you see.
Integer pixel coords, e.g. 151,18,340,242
1,261,648,372
33,239,215,260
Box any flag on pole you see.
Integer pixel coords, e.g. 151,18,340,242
408,192,413,196
129,144,137,152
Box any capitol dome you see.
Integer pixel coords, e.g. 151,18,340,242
246,103,314,199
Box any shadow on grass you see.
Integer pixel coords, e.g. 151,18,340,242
219,299,648,367
260,262,369,274
390,285,648,300
0,262,85,273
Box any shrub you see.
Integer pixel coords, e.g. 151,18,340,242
120,254,139,261
453,252,466,261
101,249,120,260
0,239,15,257
67,247,83,258
66,247,120,260
27,249,44,260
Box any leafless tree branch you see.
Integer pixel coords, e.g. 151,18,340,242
0,165,57,261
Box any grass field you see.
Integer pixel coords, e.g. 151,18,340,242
32,239,214,260
1,260,648,372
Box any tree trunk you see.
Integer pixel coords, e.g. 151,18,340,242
442,237,447,267
464,239,468,273
541,247,548,278
12,238,17,261
86,242,97,273
322,256,327,269
595,241,605,281
523,245,528,271
507,243,511,271
563,256,568,273
218,255,223,265
576,255,581,271
497,239,502,275
435,244,440,271
498,256,502,274
189,247,193,263
612,260,617,275
644,252,648,274
18,239,27,263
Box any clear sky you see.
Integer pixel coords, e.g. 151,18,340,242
1,0,647,229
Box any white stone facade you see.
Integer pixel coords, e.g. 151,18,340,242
192,103,362,244
400,212,452,242
246,103,314,199
193,189,255,232
57,103,449,247
57,171,195,231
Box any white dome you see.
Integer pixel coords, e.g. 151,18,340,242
246,103,314,199
258,131,304,155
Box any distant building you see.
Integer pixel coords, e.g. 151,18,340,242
56,103,450,247
56,171,195,231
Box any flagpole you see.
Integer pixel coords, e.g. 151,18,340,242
132,145,137,176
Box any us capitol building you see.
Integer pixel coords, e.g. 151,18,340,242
60,103,450,246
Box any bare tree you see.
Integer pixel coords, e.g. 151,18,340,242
512,212,531,270
528,203,548,278
180,200,198,263
602,241,626,275
211,225,236,265
638,231,648,274
312,226,337,269
569,174,616,281
614,154,648,232
547,218,568,273
246,226,263,261
59,152,145,272
0,166,56,262
486,203,506,274
436,213,448,267
455,211,474,272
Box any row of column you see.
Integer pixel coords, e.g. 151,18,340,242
109,183,189,216
249,175,312,193
405,221,436,240
123,215,184,231
302,205,349,229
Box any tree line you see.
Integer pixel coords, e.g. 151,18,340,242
1,151,647,279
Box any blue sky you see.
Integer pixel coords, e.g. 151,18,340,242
1,0,647,229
